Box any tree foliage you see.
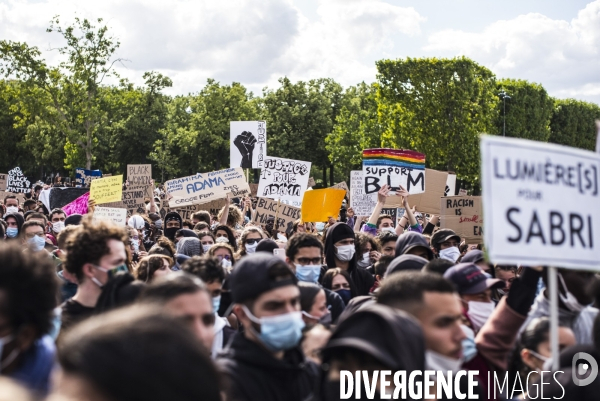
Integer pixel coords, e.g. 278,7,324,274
549,99,600,151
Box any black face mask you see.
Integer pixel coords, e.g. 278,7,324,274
164,227,179,241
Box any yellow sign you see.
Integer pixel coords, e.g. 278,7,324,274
90,175,123,204
301,188,346,222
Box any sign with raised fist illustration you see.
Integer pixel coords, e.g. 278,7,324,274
230,121,267,169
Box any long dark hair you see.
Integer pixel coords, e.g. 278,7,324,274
321,268,358,299
508,317,550,385
213,225,237,252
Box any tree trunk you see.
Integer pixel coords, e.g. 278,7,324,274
322,166,327,188
329,164,334,186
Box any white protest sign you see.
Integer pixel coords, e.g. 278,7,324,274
481,135,600,271
7,167,30,193
0,173,7,191
257,157,311,207
362,148,426,196
445,174,457,197
93,207,127,226
165,167,250,208
350,170,377,216
230,121,267,169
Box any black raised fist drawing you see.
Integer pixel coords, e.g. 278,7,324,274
234,131,257,169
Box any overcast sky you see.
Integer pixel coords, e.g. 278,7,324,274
1,0,598,104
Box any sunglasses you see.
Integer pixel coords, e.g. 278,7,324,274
245,239,260,245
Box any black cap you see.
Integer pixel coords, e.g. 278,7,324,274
461,250,484,264
443,263,502,295
430,229,461,249
229,253,297,303
256,238,279,254
385,255,429,277
64,213,83,226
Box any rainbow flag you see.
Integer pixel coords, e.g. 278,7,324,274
362,148,426,170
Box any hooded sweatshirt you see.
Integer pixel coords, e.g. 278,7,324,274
4,212,24,239
324,223,374,296
394,231,433,259
176,237,202,257
163,212,183,241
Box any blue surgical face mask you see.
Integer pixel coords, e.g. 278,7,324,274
212,296,221,313
461,325,477,362
6,227,18,238
242,305,305,352
28,235,46,252
295,265,321,283
335,289,352,305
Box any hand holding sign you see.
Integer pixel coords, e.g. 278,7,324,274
234,131,257,169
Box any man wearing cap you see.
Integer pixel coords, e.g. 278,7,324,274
430,228,461,263
218,253,318,401
443,263,503,333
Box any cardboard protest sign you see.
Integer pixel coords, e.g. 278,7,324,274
93,207,127,226
230,121,267,169
301,188,346,222
362,149,426,197
458,189,468,196
122,185,153,214
350,170,377,216
127,164,152,186
165,168,250,209
0,174,7,191
49,187,90,210
440,196,483,244
481,135,600,270
7,167,30,193
330,181,349,199
255,197,301,233
0,191,26,205
381,208,398,225
90,175,123,205
75,168,102,186
162,199,227,221
257,157,311,207
446,174,457,197
396,169,449,212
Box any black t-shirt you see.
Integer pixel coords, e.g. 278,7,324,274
60,299,95,334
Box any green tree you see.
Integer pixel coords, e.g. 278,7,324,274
549,99,600,151
495,79,554,141
376,57,497,184
0,17,122,170
326,82,382,182
261,77,344,184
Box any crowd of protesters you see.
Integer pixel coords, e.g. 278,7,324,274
0,180,599,401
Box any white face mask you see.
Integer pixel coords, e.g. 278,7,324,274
380,227,395,234
335,244,355,262
439,246,461,262
245,242,258,254
202,244,212,253
356,252,371,268
5,206,18,215
52,221,65,233
425,350,463,374
558,273,588,313
467,301,495,331
215,236,229,244
221,258,232,269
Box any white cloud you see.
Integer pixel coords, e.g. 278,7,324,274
0,0,425,94
425,1,600,103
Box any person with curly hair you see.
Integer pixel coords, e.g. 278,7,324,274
60,216,129,335
135,255,173,283
0,242,60,394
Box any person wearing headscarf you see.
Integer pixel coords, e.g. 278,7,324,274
163,212,183,242
324,223,374,296
320,304,425,400
176,237,203,258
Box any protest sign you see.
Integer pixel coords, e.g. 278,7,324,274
165,168,250,208
0,174,7,191
62,192,90,216
481,135,600,270
446,174,457,197
75,168,102,186
397,169,449,212
90,175,123,205
330,181,349,199
458,189,468,196
7,167,30,193
255,197,301,233
301,188,346,222
93,207,127,226
440,196,483,244
127,164,152,186
257,157,311,207
230,121,267,169
162,199,228,221
0,191,25,205
381,208,398,224
122,185,153,214
362,148,426,196
350,170,377,216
